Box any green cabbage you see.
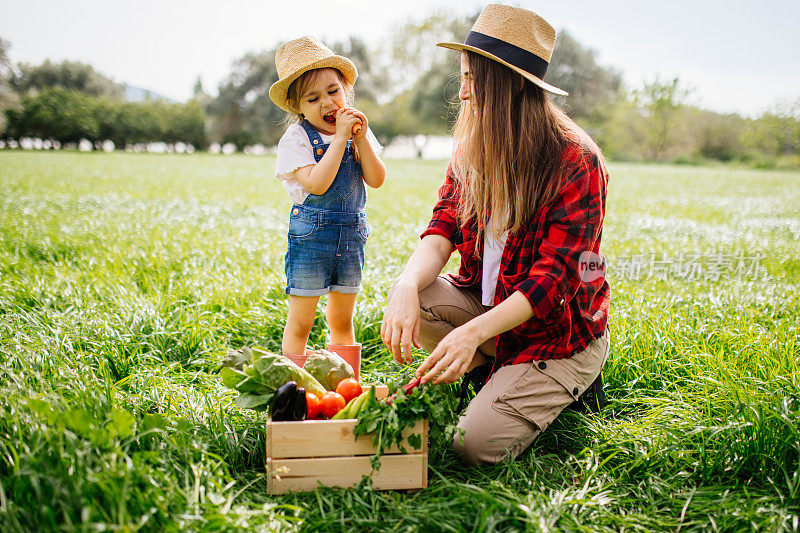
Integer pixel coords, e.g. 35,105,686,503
248,348,326,397
219,346,326,410
303,349,354,391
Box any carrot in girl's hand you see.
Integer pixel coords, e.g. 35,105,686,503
337,104,362,135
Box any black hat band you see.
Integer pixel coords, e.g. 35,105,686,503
463,31,549,80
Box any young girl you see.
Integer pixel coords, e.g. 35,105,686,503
269,36,386,376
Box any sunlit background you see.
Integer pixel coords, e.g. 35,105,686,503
1,0,798,164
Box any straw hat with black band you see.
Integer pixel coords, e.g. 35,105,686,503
269,36,358,113
437,4,568,96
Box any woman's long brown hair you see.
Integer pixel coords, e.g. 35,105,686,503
453,51,594,249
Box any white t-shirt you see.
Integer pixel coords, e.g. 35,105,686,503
275,122,383,204
482,230,507,306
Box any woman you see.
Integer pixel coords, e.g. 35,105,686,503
381,4,611,465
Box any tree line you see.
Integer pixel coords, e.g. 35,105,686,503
1,15,798,166
0,43,207,148
4,87,206,148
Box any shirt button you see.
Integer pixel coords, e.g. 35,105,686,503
538,361,546,370
292,207,299,215
572,387,579,396
313,139,319,144
316,147,324,156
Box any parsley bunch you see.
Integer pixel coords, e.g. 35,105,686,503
353,371,462,470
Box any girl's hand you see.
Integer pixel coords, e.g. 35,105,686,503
347,109,368,139
415,323,481,384
381,278,421,365
334,108,361,140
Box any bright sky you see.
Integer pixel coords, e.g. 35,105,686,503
1,0,798,117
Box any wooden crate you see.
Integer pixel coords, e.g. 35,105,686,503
265,386,428,493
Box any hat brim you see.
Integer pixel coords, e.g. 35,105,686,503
437,41,568,97
269,56,358,113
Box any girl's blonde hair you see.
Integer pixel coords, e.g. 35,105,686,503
452,51,601,250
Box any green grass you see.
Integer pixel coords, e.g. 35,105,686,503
1,150,799,532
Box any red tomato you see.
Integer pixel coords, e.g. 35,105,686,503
335,378,363,404
319,391,346,418
306,392,321,419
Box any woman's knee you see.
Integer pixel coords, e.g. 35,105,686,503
452,383,542,465
452,415,535,466
418,277,483,326
452,428,494,465
452,426,518,466
417,277,446,314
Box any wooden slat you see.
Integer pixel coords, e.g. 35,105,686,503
267,454,426,493
422,419,428,488
266,418,425,459
265,416,273,457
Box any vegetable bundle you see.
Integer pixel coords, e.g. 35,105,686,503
353,373,461,470
219,346,325,411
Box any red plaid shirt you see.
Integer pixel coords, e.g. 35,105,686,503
420,138,610,369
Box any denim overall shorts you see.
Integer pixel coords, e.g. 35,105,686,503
284,120,369,296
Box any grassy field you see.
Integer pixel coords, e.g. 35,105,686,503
1,150,799,532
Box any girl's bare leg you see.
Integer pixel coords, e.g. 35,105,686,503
326,291,357,345
282,295,320,355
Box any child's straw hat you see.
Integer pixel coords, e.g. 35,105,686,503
269,36,358,112
437,4,568,96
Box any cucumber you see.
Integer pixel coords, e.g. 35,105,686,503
331,385,377,420
332,396,358,419
345,391,368,418
350,385,376,418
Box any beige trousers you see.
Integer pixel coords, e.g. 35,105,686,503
418,276,610,465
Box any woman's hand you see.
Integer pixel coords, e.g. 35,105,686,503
381,235,455,366
415,322,483,384
381,278,421,365
416,291,536,384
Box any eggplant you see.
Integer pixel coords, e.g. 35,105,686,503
293,387,307,421
272,381,297,421
271,381,308,421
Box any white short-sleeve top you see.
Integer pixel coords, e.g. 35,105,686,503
275,123,383,205
482,231,507,306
